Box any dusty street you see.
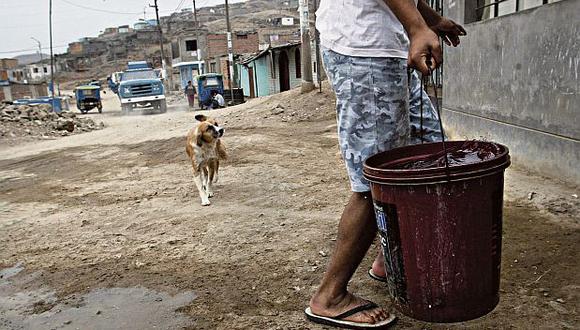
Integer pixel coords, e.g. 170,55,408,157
0,88,578,329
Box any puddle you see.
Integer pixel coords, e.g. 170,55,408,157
0,263,24,280
0,285,197,330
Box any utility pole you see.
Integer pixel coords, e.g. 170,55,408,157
49,0,56,107
224,0,235,104
151,0,171,90
298,0,314,93
193,0,203,74
312,0,322,92
30,37,43,62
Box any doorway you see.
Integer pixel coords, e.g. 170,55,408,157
278,51,290,92
248,66,256,98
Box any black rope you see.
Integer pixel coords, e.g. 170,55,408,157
426,66,450,176
420,73,425,144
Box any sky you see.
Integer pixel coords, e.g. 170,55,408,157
0,0,246,58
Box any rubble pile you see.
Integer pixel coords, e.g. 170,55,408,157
0,103,105,144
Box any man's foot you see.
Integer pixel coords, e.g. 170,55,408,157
309,292,392,325
371,250,387,279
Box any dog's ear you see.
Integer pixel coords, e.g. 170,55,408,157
195,114,208,122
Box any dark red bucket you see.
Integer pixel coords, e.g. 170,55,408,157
363,140,510,322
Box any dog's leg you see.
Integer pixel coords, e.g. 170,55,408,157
207,159,216,198
192,164,210,206
213,159,220,183
201,167,209,192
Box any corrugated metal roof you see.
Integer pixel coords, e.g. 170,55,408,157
238,42,301,65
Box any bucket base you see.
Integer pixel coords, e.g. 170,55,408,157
395,295,499,323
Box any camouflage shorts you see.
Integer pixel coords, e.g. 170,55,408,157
322,48,442,192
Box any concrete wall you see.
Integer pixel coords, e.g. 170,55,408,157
176,34,208,63
239,56,277,97
269,48,302,95
26,63,53,82
254,57,271,97
239,44,321,98
443,0,579,185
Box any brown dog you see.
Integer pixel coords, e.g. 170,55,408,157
186,114,227,206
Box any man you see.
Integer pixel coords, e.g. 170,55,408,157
305,0,466,328
213,90,226,108
209,90,226,109
185,80,196,109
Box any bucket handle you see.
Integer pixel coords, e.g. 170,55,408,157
417,57,451,178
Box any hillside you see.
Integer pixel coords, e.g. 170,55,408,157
56,0,303,89
13,53,50,65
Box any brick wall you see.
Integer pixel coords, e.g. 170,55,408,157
0,59,18,70
68,42,83,55
206,32,259,58
0,83,48,102
12,83,48,99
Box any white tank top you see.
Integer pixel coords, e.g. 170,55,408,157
316,0,417,58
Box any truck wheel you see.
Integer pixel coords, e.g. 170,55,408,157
97,104,103,113
159,100,167,113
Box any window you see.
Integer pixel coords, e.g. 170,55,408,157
236,34,248,39
203,77,220,87
185,40,198,52
210,62,217,73
43,67,48,73
121,69,158,81
295,48,301,78
472,0,557,22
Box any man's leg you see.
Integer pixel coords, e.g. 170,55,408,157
308,50,409,324
310,192,389,323
370,69,443,280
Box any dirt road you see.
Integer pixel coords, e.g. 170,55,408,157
1,87,578,329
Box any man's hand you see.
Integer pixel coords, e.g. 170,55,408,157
408,27,442,76
430,18,466,47
383,0,444,75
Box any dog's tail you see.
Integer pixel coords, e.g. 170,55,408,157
217,139,228,160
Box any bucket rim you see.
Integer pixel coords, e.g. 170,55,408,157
363,140,510,185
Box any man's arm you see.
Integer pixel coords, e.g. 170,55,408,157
417,0,442,27
417,0,467,47
383,0,441,74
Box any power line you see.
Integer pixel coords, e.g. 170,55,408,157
60,0,142,15
175,0,188,12
0,45,68,54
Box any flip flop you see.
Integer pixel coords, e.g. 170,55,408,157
368,269,388,283
304,301,396,329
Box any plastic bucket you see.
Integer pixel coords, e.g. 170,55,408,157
363,141,510,322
